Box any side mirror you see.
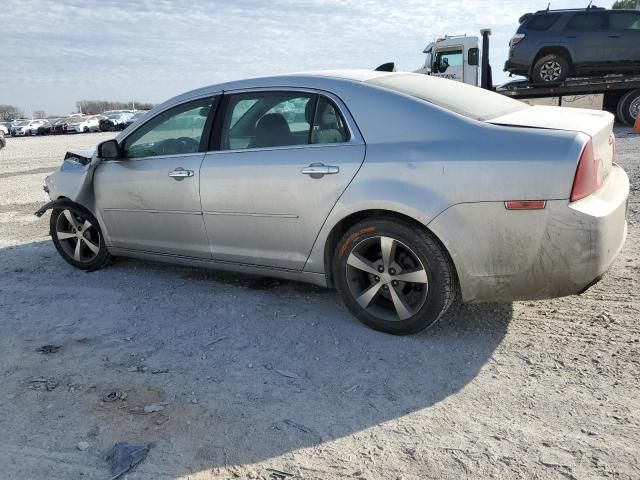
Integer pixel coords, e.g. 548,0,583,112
97,139,121,159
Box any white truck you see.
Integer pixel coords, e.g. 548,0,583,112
399,30,640,126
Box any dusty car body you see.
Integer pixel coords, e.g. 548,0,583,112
37,70,629,334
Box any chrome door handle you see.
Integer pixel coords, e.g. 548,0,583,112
301,163,339,176
168,168,194,180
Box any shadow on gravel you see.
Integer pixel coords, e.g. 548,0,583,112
0,240,512,476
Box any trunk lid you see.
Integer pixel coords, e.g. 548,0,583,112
488,105,615,181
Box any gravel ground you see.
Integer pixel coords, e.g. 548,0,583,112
0,130,638,480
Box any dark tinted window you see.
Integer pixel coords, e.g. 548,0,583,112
609,12,640,30
565,12,605,30
527,14,560,31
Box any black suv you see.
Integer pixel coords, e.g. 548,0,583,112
505,7,640,84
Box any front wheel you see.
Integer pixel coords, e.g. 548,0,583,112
531,54,569,84
332,218,457,335
50,207,110,270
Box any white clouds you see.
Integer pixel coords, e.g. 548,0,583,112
0,0,604,114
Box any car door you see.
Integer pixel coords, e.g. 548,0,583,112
432,47,465,82
606,11,640,64
562,11,607,65
93,96,216,257
200,90,365,270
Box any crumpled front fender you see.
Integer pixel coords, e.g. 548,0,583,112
34,199,94,218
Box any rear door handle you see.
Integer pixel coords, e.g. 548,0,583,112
301,163,339,176
168,167,194,180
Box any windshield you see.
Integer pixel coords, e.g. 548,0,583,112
108,114,122,119
16,121,30,126
367,73,528,121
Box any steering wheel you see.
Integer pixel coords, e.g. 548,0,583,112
158,137,200,155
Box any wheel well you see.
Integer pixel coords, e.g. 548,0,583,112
322,209,458,289
533,47,572,68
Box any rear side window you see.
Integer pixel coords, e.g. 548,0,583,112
565,12,605,30
609,12,640,30
526,14,560,31
311,97,349,145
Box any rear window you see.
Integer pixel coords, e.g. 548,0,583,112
367,73,528,121
609,12,640,30
565,12,605,30
526,14,560,31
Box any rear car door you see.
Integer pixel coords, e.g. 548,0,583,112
200,90,365,270
93,96,216,257
606,11,640,64
562,11,607,65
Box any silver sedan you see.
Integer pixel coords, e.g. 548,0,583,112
37,71,629,334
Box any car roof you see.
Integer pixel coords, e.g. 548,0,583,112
168,70,395,105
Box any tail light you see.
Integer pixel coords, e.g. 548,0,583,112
510,34,525,47
570,140,602,202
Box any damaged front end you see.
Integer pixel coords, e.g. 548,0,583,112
35,148,99,218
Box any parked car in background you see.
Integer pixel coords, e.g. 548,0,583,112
66,115,103,133
37,71,628,335
0,122,10,135
10,119,47,136
122,111,147,129
51,117,70,135
505,7,640,84
36,120,54,136
99,112,134,131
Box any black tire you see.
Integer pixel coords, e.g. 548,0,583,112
83,126,89,133
531,53,569,84
50,206,110,271
332,217,457,335
616,89,640,127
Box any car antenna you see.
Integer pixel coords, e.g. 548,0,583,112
546,2,550,11
586,1,593,8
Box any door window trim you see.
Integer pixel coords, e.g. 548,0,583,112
207,87,364,153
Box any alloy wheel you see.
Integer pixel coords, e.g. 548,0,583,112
630,96,640,121
540,61,562,82
55,210,101,263
345,236,429,322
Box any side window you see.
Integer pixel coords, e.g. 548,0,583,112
527,14,560,31
434,49,463,73
221,92,314,150
609,12,640,30
565,13,604,30
125,97,213,159
311,97,349,145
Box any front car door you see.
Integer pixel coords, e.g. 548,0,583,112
200,89,365,270
93,96,216,257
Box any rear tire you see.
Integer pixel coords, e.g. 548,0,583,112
332,218,457,335
50,206,110,271
616,89,640,126
531,53,569,84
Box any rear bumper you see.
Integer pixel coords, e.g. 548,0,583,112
428,165,629,302
504,59,529,76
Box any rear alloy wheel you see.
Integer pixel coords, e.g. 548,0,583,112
616,89,640,126
333,218,457,335
532,54,569,84
50,207,110,270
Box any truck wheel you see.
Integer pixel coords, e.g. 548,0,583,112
531,54,569,84
616,89,640,126
332,218,457,335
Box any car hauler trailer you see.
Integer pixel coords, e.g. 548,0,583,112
400,29,640,126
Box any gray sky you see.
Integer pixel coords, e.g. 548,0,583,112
2,0,613,116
